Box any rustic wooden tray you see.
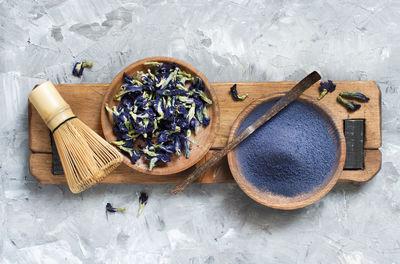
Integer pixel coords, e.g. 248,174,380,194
29,81,382,185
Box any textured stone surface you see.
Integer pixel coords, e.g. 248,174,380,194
1,0,399,263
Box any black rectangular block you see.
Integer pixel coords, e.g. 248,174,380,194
50,132,64,175
344,119,365,170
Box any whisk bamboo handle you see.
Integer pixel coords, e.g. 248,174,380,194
29,81,75,131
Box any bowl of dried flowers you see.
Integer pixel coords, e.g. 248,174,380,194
101,57,219,175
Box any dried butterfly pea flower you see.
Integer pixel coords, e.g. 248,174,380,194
230,84,248,101
137,192,148,217
318,80,336,100
72,61,93,77
106,62,212,170
110,140,142,164
144,61,162,67
194,90,213,104
202,107,210,127
139,142,173,170
106,203,126,213
339,92,370,102
337,96,361,112
177,133,192,158
174,134,182,156
190,117,201,135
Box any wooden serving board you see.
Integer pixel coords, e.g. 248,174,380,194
29,81,382,184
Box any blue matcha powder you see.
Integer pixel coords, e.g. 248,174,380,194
235,99,337,197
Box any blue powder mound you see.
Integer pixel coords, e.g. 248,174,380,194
235,99,338,197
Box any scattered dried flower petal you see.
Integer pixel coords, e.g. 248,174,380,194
339,92,370,102
318,80,336,100
137,192,148,217
72,61,94,77
230,84,248,101
106,203,126,213
337,96,361,112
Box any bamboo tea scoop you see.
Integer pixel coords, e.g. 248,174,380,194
171,71,321,194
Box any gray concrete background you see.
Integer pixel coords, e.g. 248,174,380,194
1,0,399,263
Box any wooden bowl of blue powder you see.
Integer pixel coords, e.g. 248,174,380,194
227,94,346,210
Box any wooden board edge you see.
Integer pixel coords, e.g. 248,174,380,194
30,149,381,186
338,149,381,182
28,101,33,152
376,81,382,148
28,81,382,185
29,152,235,185
29,153,63,184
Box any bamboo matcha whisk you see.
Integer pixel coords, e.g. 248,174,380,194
29,81,123,193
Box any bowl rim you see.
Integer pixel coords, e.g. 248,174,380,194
227,93,346,210
100,56,220,175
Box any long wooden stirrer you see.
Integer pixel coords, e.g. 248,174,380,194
171,71,321,195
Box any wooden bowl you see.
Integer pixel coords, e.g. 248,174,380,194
101,57,219,175
227,94,346,210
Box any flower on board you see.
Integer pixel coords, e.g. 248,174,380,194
230,84,248,101
339,92,370,102
318,80,336,100
337,96,361,112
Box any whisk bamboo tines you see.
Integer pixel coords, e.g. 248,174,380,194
29,81,122,193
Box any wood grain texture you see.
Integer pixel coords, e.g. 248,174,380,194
29,151,234,184
28,149,380,185
213,81,381,149
101,57,220,175
29,81,381,153
29,81,381,185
